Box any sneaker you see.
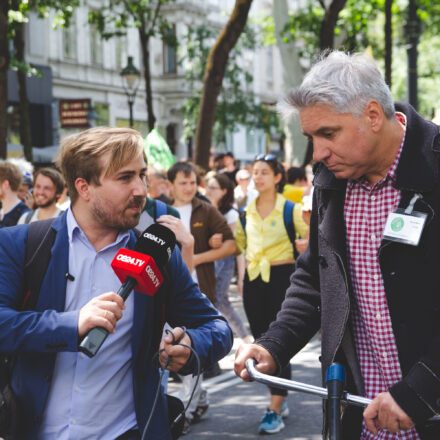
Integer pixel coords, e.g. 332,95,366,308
280,400,289,418
182,417,191,435
258,409,285,434
191,403,209,423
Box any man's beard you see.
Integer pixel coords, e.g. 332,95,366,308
91,196,146,230
36,195,58,209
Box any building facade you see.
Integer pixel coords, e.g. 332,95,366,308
7,0,285,164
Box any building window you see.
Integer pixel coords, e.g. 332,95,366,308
163,25,177,74
62,16,77,60
246,127,264,154
89,17,103,65
115,37,127,70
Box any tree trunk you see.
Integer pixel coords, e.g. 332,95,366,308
384,0,393,87
319,0,348,50
273,0,306,165
13,20,33,161
0,1,9,159
139,27,156,132
194,0,253,169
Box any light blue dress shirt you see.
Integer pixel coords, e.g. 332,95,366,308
38,209,138,439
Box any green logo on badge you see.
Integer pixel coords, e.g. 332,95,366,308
391,217,404,232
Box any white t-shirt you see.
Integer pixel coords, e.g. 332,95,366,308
175,203,198,283
18,208,61,224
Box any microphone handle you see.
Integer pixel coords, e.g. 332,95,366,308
78,277,137,358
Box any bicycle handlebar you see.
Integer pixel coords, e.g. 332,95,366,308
245,358,440,422
245,358,369,407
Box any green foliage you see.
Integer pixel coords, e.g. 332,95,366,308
182,24,281,146
87,0,176,43
7,0,78,74
278,0,383,58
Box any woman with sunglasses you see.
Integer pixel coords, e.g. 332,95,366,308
234,154,306,434
205,172,251,343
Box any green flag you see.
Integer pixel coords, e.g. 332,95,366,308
144,129,176,171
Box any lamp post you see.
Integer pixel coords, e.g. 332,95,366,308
120,56,140,128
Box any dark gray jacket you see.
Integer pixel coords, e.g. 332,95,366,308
257,103,440,439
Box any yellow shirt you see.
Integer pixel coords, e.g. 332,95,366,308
235,193,305,282
283,185,305,203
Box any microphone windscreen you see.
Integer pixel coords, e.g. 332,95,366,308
134,223,176,268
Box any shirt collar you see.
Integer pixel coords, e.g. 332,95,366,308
247,193,285,215
66,207,130,251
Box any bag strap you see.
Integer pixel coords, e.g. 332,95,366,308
23,210,34,225
154,199,167,220
283,200,298,259
239,206,246,235
21,218,57,311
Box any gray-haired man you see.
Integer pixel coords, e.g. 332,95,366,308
235,51,440,439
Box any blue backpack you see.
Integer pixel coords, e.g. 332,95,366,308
239,200,298,258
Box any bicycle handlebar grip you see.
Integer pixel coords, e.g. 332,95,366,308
326,363,346,440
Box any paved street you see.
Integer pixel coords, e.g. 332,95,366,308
169,286,323,439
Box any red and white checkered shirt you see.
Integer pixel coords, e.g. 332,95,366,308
344,113,420,440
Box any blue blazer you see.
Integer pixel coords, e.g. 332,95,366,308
0,213,233,439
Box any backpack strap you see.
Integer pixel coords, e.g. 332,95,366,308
153,199,167,220
283,200,298,259
23,210,34,225
239,206,247,235
21,218,57,311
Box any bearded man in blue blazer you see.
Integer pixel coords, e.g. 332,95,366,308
0,127,232,440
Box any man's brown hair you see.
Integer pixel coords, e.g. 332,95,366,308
56,127,146,204
34,167,65,196
0,161,23,192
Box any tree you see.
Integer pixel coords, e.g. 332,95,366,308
319,0,348,50
89,0,176,132
182,25,281,154
193,0,253,170
272,0,307,165
1,0,76,160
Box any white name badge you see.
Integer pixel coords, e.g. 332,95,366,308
383,209,427,246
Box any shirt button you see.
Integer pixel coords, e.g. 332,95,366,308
382,352,387,358
80,353,85,358
72,419,77,425
373,274,379,281
92,286,97,291
376,313,381,319
371,195,376,201
75,386,80,392
371,234,376,241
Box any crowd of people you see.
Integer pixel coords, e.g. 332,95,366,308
1,50,439,440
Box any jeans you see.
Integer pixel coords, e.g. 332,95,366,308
215,256,249,339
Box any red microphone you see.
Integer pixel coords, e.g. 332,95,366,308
111,248,163,297
79,224,176,357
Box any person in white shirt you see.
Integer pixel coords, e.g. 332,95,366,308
18,167,65,224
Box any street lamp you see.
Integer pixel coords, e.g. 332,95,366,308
120,56,141,128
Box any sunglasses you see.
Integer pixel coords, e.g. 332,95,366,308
254,153,277,162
